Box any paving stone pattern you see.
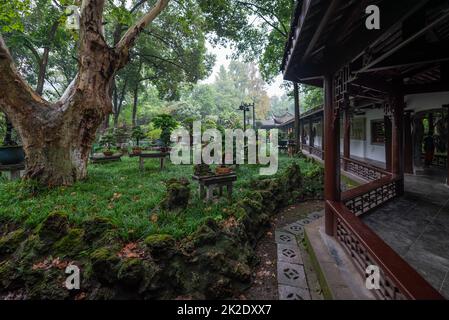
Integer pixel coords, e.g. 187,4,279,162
275,210,324,300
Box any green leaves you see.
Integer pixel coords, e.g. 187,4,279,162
0,0,32,32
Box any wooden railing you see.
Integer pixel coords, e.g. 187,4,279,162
328,200,444,300
342,157,390,182
300,144,324,160
421,153,447,168
342,175,400,216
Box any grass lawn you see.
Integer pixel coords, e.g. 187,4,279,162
0,154,317,240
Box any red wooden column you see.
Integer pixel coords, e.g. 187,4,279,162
324,73,340,236
309,117,313,152
321,113,325,160
391,87,405,195
343,108,351,170
404,111,414,174
384,116,392,172
444,105,449,186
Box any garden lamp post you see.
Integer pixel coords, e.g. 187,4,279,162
238,103,251,131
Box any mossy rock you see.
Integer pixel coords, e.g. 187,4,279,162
90,247,120,284
53,228,86,257
160,178,191,211
27,269,70,300
0,260,16,290
144,234,175,258
0,228,25,257
83,217,115,242
35,212,69,244
117,258,158,290
14,234,46,265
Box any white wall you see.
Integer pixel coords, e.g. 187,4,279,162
304,91,449,164
405,92,449,113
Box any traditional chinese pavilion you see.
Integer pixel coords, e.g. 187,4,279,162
282,0,449,299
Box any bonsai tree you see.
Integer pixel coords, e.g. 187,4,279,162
151,114,178,149
114,125,130,147
131,126,146,147
99,129,116,156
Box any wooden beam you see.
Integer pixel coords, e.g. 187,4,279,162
357,10,449,73
355,43,449,74
301,0,343,63
325,0,432,73
351,73,396,94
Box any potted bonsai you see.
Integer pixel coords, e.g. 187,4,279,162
0,116,25,165
151,114,178,153
99,129,116,157
114,125,129,154
131,126,146,155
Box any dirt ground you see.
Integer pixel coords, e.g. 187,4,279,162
243,200,324,300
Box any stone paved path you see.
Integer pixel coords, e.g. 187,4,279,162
275,210,324,300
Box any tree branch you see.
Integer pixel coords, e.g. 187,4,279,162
116,0,169,63
79,0,108,53
0,35,50,119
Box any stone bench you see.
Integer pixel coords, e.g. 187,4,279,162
192,173,237,201
90,154,122,164
131,152,169,170
0,163,25,181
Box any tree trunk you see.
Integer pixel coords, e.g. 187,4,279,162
132,85,138,127
0,0,169,186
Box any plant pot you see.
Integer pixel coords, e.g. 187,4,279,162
103,151,114,157
215,166,232,175
0,146,25,165
132,147,142,155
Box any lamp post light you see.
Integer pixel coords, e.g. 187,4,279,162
238,103,251,131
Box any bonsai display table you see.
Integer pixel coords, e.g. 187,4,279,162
0,163,25,181
192,173,237,201
132,152,169,170
90,154,122,164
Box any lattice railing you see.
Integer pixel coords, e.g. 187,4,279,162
300,144,324,160
342,176,401,216
421,153,447,168
309,145,324,159
342,157,389,182
328,200,444,300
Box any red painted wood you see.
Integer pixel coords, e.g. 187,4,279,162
328,200,445,300
324,74,340,236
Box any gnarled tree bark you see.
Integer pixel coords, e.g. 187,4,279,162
0,0,169,186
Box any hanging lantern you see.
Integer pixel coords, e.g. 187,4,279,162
66,5,80,31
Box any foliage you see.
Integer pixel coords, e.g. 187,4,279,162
151,114,178,147
99,129,116,151
131,126,146,146
0,155,317,239
300,85,324,112
0,0,32,32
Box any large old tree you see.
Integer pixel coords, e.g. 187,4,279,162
0,0,169,186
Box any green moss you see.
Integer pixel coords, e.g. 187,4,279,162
35,211,69,244
90,247,120,284
53,228,85,257
0,260,15,289
0,228,25,256
83,217,114,242
117,258,156,288
144,234,175,257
